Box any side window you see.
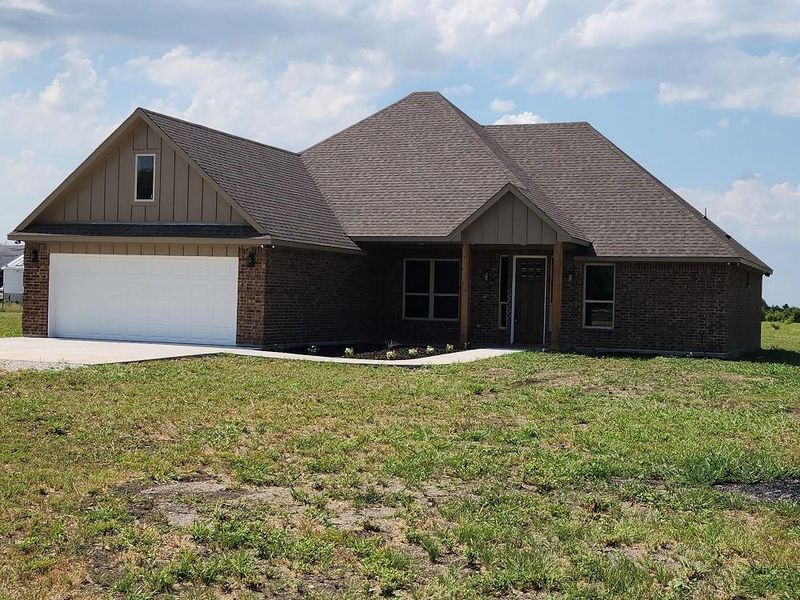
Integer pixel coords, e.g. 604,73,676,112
135,154,156,202
584,264,615,328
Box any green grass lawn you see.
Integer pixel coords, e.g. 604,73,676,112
1,337,800,599
0,303,22,338
762,321,800,352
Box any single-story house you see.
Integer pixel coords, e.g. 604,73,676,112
1,254,24,302
9,91,770,356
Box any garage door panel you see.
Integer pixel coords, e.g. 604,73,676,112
49,254,238,345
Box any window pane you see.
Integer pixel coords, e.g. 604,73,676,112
404,295,429,318
585,302,613,328
499,256,509,303
586,265,614,301
136,155,155,200
433,295,458,319
434,261,459,294
405,260,430,293
499,302,508,328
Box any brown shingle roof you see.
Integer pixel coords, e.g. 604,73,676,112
143,109,358,251
300,92,585,241
120,93,768,272
485,121,770,271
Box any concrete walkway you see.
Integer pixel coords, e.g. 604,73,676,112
0,337,520,370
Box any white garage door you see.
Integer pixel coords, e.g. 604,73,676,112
49,254,238,345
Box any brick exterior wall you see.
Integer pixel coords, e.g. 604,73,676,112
725,265,762,354
236,247,268,346
18,241,764,356
262,246,381,346
560,257,763,356
21,243,49,337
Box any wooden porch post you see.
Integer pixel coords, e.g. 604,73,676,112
550,242,564,351
460,242,470,345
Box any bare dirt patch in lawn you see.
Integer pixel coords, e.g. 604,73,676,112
715,480,800,503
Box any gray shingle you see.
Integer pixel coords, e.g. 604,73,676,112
143,110,358,251
485,122,770,271
301,92,584,240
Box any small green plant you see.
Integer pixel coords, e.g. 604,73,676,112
344,347,355,357
425,345,435,354
385,350,396,360
307,345,319,355
407,348,419,357
445,343,455,353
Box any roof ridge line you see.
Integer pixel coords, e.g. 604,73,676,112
584,124,770,270
435,94,588,240
140,108,299,157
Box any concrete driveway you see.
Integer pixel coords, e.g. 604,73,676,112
0,337,223,368
0,337,520,370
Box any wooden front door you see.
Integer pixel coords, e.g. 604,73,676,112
513,257,547,344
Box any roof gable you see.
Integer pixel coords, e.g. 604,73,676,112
300,92,586,242
27,115,251,228
142,110,358,251
485,122,771,273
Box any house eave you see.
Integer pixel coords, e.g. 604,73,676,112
8,231,274,246
572,254,772,275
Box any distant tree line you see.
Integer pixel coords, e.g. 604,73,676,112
763,300,800,323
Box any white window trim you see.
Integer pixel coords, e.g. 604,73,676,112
134,153,157,203
402,258,460,321
510,255,548,345
498,255,509,330
582,263,615,330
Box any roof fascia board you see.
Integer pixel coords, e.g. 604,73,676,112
449,183,590,245
8,232,273,246
136,109,266,235
573,254,772,274
13,111,143,233
268,237,364,255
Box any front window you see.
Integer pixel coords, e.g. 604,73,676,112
583,264,615,328
135,154,155,202
403,259,459,320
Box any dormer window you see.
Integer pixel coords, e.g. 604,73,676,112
135,154,155,202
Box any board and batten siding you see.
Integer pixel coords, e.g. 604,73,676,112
38,119,247,225
47,241,240,258
461,193,558,245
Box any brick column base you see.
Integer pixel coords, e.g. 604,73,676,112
22,243,50,337
236,246,267,346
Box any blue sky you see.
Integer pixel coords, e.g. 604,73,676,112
1,0,798,303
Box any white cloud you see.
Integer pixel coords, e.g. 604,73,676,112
0,150,64,233
494,111,546,124
0,49,112,156
375,0,549,56
678,177,800,242
0,40,39,68
490,98,515,112
717,118,729,129
0,0,53,13
126,46,394,150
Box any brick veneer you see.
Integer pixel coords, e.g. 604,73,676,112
21,242,50,337
262,246,382,346
19,240,764,356
560,257,762,356
236,246,268,346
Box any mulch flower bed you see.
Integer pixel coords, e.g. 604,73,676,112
283,343,464,360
